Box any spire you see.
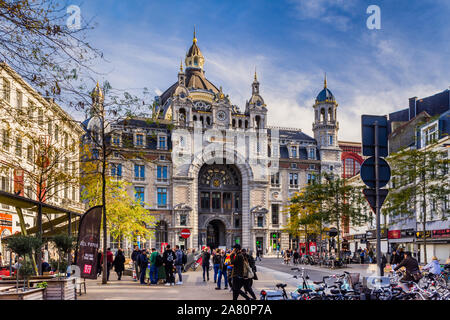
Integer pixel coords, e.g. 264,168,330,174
324,72,327,89
254,67,258,81
180,59,184,72
193,25,197,44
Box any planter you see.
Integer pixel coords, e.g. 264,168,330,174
0,287,45,300
45,277,77,300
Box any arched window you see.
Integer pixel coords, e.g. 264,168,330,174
200,116,204,126
206,117,211,126
328,108,333,121
193,115,197,122
232,119,236,127
194,57,198,66
238,119,242,128
321,109,326,122
255,115,261,129
245,120,249,129
179,108,187,125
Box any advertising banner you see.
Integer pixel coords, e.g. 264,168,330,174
75,206,102,279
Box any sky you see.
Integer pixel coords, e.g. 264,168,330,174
74,0,450,141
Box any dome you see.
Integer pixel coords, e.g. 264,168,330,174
316,87,335,102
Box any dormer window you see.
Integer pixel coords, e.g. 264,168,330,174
309,148,316,160
158,135,167,150
136,134,144,147
113,135,121,146
290,146,298,158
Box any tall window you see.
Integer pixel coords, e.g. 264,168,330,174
113,135,121,146
2,78,10,103
307,174,315,185
16,90,22,110
272,204,279,225
223,193,232,210
136,134,144,146
234,193,241,210
212,192,221,210
157,188,167,208
424,124,438,146
291,146,297,158
27,145,33,162
38,109,44,127
2,129,10,151
55,124,59,142
111,164,122,178
180,214,187,226
257,216,264,228
1,176,10,192
271,172,280,187
329,135,334,146
200,192,210,209
135,187,145,204
47,120,52,136
289,173,298,187
158,135,167,149
15,136,22,157
157,166,168,182
134,164,145,181
309,148,316,160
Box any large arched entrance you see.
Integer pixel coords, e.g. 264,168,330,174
198,162,242,249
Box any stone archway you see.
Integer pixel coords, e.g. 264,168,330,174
188,147,253,250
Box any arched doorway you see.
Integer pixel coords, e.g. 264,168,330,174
155,221,168,253
198,163,242,249
206,220,226,249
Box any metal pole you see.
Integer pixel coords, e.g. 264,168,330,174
374,122,382,276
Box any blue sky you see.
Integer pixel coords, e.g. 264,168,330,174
75,0,450,141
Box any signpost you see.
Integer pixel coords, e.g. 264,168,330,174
361,115,391,276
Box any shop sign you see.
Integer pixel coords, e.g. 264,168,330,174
416,231,432,239
401,229,415,238
388,230,401,239
367,229,388,239
432,229,450,239
354,234,366,240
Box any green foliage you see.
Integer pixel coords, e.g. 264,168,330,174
50,259,68,273
36,282,48,289
51,234,76,255
6,235,42,257
18,260,35,278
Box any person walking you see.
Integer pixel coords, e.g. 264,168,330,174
293,250,299,265
96,250,102,278
113,249,125,280
103,248,114,281
131,246,141,281
163,244,176,286
149,248,159,285
360,249,365,264
212,248,221,284
138,249,149,285
241,249,257,300
216,250,228,290
225,250,233,291
230,244,252,301
201,247,211,282
368,249,374,264
256,248,262,262
174,245,184,285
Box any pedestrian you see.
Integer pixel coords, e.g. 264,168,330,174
360,250,365,264
174,245,184,285
96,250,102,277
149,248,160,285
241,249,257,300
381,254,387,274
113,249,125,280
102,248,114,281
293,250,299,265
256,249,261,262
201,247,211,282
225,250,233,291
163,244,176,286
368,249,374,264
138,249,149,285
423,256,442,275
230,245,252,301
215,250,228,290
213,248,221,284
131,246,141,281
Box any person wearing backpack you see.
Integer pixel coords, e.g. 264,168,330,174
138,249,149,285
242,249,257,299
149,248,159,285
201,247,211,282
174,245,184,285
212,248,221,283
163,244,176,286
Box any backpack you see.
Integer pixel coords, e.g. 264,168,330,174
243,257,254,279
182,252,187,265
155,254,163,267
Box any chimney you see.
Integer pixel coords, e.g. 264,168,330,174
409,97,417,120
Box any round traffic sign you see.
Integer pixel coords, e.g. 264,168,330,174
360,156,391,188
180,229,191,239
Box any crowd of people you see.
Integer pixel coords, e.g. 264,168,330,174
95,243,260,300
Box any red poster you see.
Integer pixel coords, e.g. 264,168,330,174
388,230,401,239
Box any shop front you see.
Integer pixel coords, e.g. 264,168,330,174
366,228,388,254
388,228,416,254
416,229,450,263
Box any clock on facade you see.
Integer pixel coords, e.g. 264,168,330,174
216,110,227,122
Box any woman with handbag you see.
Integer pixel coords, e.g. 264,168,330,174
241,249,257,300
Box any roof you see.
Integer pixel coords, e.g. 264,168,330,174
275,129,316,142
316,88,335,102
159,68,219,105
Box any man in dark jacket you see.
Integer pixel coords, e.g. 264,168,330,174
394,251,420,291
131,246,141,281
215,250,228,290
242,249,257,299
137,249,149,284
230,245,252,300
113,249,126,280
201,248,211,282
163,245,176,286
212,249,221,283
174,245,183,285
390,250,403,267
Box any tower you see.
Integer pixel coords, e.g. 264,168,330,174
185,27,205,71
246,69,267,129
312,74,341,175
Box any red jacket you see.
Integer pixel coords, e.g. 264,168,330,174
101,251,114,264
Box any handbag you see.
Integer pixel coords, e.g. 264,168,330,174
243,259,254,279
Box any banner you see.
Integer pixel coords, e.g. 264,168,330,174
75,206,102,279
